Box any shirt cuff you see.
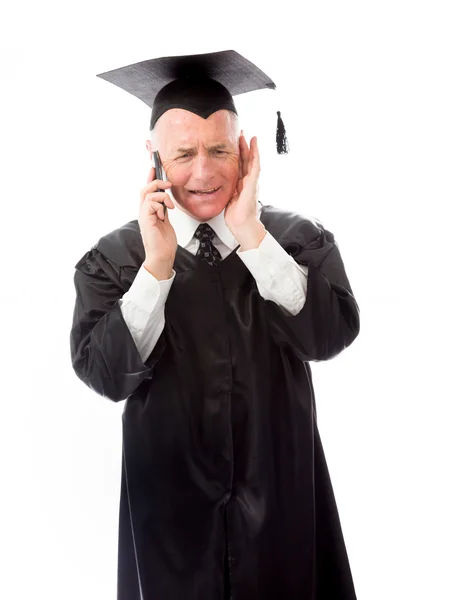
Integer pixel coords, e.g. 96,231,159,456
236,231,308,315
120,264,176,313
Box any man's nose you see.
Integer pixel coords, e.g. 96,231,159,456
192,152,212,179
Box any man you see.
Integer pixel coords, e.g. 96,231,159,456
70,50,360,600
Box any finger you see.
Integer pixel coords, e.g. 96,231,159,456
146,180,172,191
144,192,174,208
247,136,254,173
144,196,174,222
145,200,166,221
140,180,172,205
242,135,251,178
249,136,260,176
238,133,249,179
237,135,243,179
164,195,175,209
140,205,160,226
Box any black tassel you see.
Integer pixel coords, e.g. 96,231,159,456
276,110,289,154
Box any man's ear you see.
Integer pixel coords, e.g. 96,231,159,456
145,139,153,158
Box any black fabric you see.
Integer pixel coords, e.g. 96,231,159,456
70,204,360,599
276,110,289,154
96,49,289,154
151,78,237,130
195,223,222,267
96,50,276,129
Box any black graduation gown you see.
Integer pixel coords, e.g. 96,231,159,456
70,203,360,600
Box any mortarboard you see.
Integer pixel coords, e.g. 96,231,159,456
96,50,289,154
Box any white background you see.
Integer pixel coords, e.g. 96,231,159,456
1,1,455,598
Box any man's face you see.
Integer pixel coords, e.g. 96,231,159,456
147,109,240,222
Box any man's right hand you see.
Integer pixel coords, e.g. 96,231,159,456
139,166,177,280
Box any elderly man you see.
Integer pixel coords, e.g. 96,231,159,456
70,50,360,600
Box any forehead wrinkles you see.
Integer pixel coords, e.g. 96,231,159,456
156,110,238,154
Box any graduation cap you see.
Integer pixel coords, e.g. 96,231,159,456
96,50,289,154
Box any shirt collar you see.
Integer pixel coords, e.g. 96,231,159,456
167,191,262,250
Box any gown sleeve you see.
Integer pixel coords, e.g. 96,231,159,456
70,246,166,401
263,220,360,362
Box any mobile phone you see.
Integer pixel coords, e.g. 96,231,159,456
153,150,167,219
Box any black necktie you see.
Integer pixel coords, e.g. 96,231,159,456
194,223,222,267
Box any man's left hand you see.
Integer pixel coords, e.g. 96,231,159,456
224,133,266,248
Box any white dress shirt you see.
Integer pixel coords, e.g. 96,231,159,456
119,202,309,363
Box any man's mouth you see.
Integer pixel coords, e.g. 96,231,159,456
188,186,221,196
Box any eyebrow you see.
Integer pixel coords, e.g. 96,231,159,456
175,143,229,154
